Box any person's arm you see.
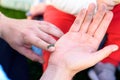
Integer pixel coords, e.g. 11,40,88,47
0,12,14,38
0,12,63,63
0,12,2,37
40,64,73,80
40,3,118,80
0,12,6,37
0,12,11,38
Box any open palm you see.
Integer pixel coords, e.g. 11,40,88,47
49,4,118,75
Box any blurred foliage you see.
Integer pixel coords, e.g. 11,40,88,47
0,6,26,19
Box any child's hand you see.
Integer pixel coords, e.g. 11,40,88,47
97,0,120,10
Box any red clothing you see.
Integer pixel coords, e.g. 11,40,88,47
43,4,120,70
102,4,120,67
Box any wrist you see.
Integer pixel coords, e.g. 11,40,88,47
40,64,74,80
0,12,12,39
0,12,3,38
0,12,7,38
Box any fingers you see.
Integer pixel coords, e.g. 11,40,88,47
79,3,95,33
38,21,64,38
25,35,55,52
87,4,107,36
37,30,56,44
37,31,56,52
91,45,118,65
17,47,44,63
69,9,86,32
94,11,113,42
47,44,55,52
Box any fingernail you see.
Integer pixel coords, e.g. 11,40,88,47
47,44,55,49
47,44,55,52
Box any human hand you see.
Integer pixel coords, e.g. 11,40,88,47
97,0,120,10
48,3,118,77
0,15,63,63
27,3,46,19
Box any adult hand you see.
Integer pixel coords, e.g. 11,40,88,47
0,14,63,63
48,3,118,78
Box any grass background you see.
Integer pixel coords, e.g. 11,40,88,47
1,6,120,80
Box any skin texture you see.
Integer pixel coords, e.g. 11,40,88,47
40,4,118,80
0,12,63,63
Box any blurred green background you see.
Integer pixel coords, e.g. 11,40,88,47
0,6,26,19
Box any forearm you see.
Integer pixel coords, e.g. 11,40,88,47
0,12,6,28
40,64,74,80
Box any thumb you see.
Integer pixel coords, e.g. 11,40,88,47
92,45,118,64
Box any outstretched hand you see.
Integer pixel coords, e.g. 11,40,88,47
48,3,118,76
